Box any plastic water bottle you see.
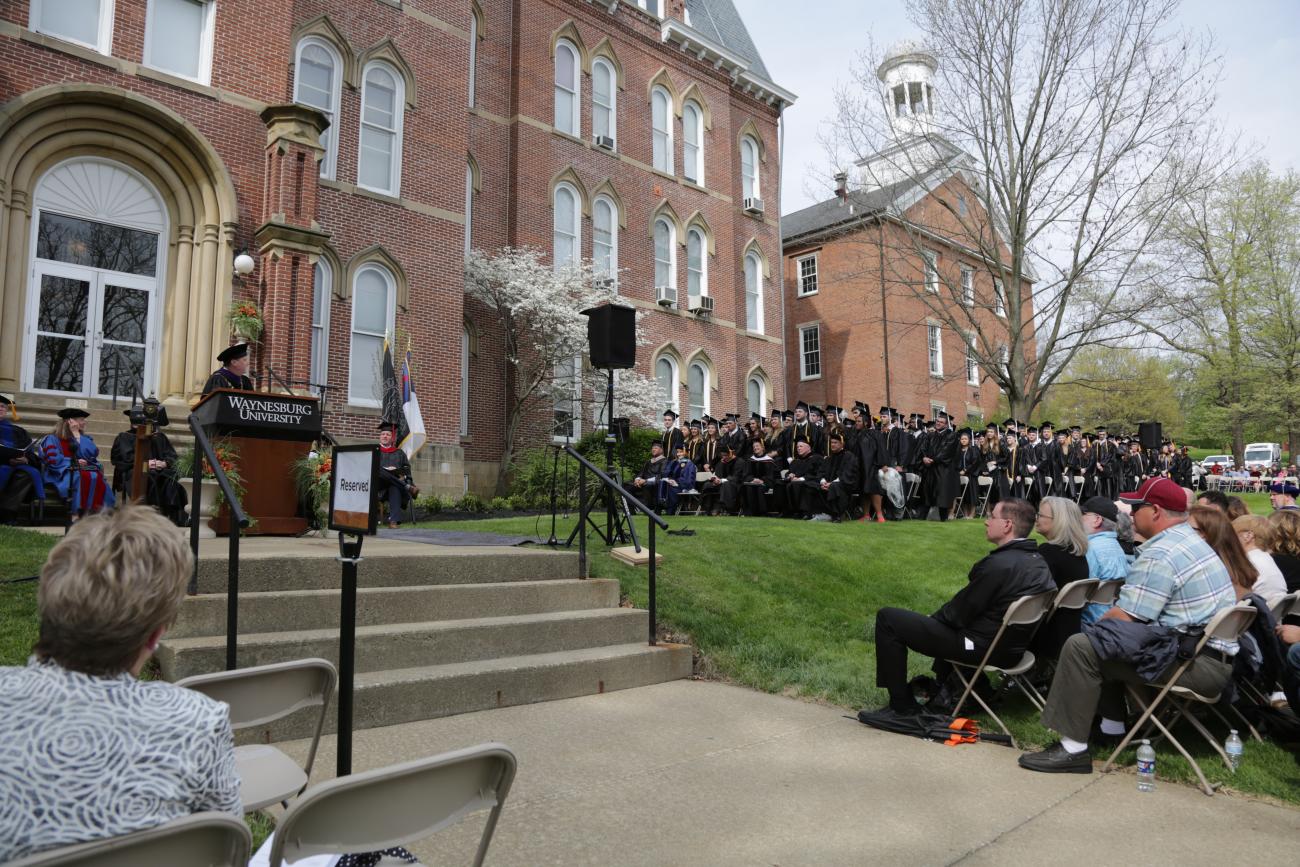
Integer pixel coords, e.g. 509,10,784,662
1136,739,1156,792
1225,730,1243,772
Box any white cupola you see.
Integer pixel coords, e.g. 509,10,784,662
876,40,938,139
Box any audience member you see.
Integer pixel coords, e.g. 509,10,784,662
1270,479,1300,511
1079,497,1130,625
1232,515,1289,607
1189,505,1257,598
1033,497,1090,587
1266,509,1300,592
1195,489,1230,512
1225,496,1249,520
0,506,240,860
1115,509,1139,555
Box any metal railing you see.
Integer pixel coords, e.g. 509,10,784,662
563,446,668,646
187,416,250,670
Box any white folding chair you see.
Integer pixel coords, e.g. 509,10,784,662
1088,579,1124,608
951,475,970,515
1014,579,1099,709
1269,591,1298,622
267,743,517,867
6,812,251,867
904,472,921,503
177,658,337,812
976,476,993,516
1072,476,1086,503
943,590,1057,747
1100,603,1257,796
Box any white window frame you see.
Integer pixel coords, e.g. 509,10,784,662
928,323,943,377
592,57,617,147
653,217,676,290
744,251,763,334
593,195,618,287
923,250,939,294
460,326,470,437
467,10,477,107
747,376,765,418
464,162,474,257
741,135,760,200
294,36,343,180
634,0,661,15
651,87,674,174
358,61,405,196
310,259,331,395
347,263,396,407
30,0,114,54
799,323,821,381
683,101,704,186
551,354,582,442
960,266,974,305
554,39,580,137
688,361,709,420
796,253,818,296
552,182,581,270
143,0,217,85
966,333,980,386
655,355,679,416
686,227,707,303
994,278,1006,316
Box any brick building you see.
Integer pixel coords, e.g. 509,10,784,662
0,0,792,495
781,43,1033,426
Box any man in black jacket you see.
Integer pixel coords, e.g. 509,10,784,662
860,498,1056,722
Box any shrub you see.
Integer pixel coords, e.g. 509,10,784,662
416,494,443,514
457,492,488,513
489,496,511,512
506,426,659,508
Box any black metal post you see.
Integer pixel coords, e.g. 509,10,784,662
189,445,202,594
605,369,616,543
648,520,657,646
578,463,588,579
225,522,239,670
336,532,363,777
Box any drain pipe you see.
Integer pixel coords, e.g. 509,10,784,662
777,106,789,408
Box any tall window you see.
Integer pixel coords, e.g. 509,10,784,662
998,345,1009,387
747,376,764,418
994,278,1006,316
740,135,760,200
552,183,580,269
553,355,581,440
923,250,939,293
960,267,974,305
655,356,678,415
744,251,762,333
464,163,474,256
683,101,704,185
688,362,708,420
593,196,617,286
928,323,943,376
358,62,404,196
797,253,818,296
468,10,478,107
295,38,342,180
966,334,980,385
652,87,673,174
460,326,470,437
800,324,821,379
30,0,113,53
348,264,395,406
310,260,331,395
686,228,706,303
653,218,675,289
635,0,660,13
144,0,216,84
592,58,616,146
554,39,579,136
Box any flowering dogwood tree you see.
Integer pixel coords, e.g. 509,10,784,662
465,247,660,493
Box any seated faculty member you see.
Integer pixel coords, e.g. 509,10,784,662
860,498,1055,723
376,421,418,528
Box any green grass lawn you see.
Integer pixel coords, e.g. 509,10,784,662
0,527,53,667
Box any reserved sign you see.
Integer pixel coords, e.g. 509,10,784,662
329,445,378,534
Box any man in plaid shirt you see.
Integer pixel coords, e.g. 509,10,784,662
1019,477,1238,774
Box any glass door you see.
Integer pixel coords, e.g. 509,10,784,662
30,262,94,395
95,273,152,399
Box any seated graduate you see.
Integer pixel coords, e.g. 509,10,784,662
109,398,189,527
859,498,1056,723
656,442,697,515
201,342,255,394
41,408,114,520
632,441,667,510
375,421,418,528
701,443,743,515
817,431,861,522
0,394,42,523
787,438,826,519
741,437,780,517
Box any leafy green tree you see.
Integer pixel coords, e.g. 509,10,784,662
1040,347,1184,437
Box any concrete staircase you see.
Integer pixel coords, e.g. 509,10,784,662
156,539,692,737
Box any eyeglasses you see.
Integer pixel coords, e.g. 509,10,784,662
1131,502,1156,514
1036,511,1052,519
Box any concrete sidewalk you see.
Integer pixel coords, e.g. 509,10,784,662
273,680,1299,866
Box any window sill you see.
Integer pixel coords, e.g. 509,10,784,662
141,63,211,89
682,179,707,193
553,129,586,147
800,374,822,382
796,290,818,298
459,436,473,444
650,168,677,183
344,403,383,417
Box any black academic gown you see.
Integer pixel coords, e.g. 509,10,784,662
920,427,960,512
856,427,886,495
377,446,414,520
818,448,861,517
958,444,982,510
786,452,826,516
740,453,780,516
702,454,742,514
109,428,188,524
783,421,822,461
634,456,667,510
202,367,255,394
659,426,684,457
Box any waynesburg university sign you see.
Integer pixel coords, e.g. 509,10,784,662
190,389,323,440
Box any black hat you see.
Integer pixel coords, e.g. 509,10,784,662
986,422,999,432
123,398,170,427
1002,417,1016,428
0,394,11,406
878,405,890,416
1039,421,1054,430
57,407,90,420
829,431,844,443
216,342,250,365
378,421,398,431
663,409,679,419
1096,426,1107,434
795,400,809,413
808,405,823,416
690,418,702,429
750,412,762,423
782,409,794,420
1080,496,1119,523
1071,425,1082,433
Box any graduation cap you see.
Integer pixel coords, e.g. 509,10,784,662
808,405,823,417
781,409,794,421
750,412,762,423
377,421,398,431
1071,425,1082,433
58,407,90,420
663,409,679,420
1002,417,1017,428
986,422,1000,432
1039,421,1054,431
828,431,845,443
924,419,936,429
795,400,809,413
957,427,973,439
878,405,891,417
216,342,249,365
690,418,702,429
123,397,170,427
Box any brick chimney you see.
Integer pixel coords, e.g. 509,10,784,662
834,172,848,203
665,0,688,22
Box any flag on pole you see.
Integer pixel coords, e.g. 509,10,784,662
400,339,427,459
380,337,409,446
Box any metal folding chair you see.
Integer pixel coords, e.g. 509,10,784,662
951,475,969,516
904,472,921,504
976,476,993,516
1088,579,1124,608
6,813,251,866
1270,591,1298,622
1015,579,1099,709
1071,476,1086,503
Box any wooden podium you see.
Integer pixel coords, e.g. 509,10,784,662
189,389,323,536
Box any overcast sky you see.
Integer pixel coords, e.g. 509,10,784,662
734,0,1300,214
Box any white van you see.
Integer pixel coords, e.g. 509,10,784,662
1243,443,1282,471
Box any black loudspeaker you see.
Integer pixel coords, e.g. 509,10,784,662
1139,421,1163,452
582,304,636,369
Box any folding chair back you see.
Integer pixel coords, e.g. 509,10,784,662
1204,602,1257,647
1052,578,1100,613
177,658,336,811
1089,579,1124,607
6,812,251,867
1270,591,1298,622
1002,589,1058,628
976,476,993,516
268,743,517,867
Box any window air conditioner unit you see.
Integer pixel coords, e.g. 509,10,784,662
690,295,714,316
656,286,677,307
594,134,616,151
743,197,765,215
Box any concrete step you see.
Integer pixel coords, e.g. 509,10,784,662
158,607,649,681
194,547,579,593
168,579,621,638
236,642,694,740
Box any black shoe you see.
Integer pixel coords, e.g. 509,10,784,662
857,703,923,725
1018,741,1093,774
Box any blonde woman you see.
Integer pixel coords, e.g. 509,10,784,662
1034,496,1090,588
1232,514,1288,607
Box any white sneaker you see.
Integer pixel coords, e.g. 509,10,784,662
811,513,833,521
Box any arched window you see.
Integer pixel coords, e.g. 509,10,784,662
295,38,342,179
349,264,396,405
460,325,470,436
554,39,580,136
655,355,678,416
682,101,703,185
553,182,580,269
359,62,404,195
741,135,760,201
651,87,673,174
593,195,617,286
747,376,764,418
310,259,332,394
744,251,762,333
592,57,616,147
688,361,708,420
468,9,478,107
464,162,474,256
653,218,675,290
686,228,706,303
